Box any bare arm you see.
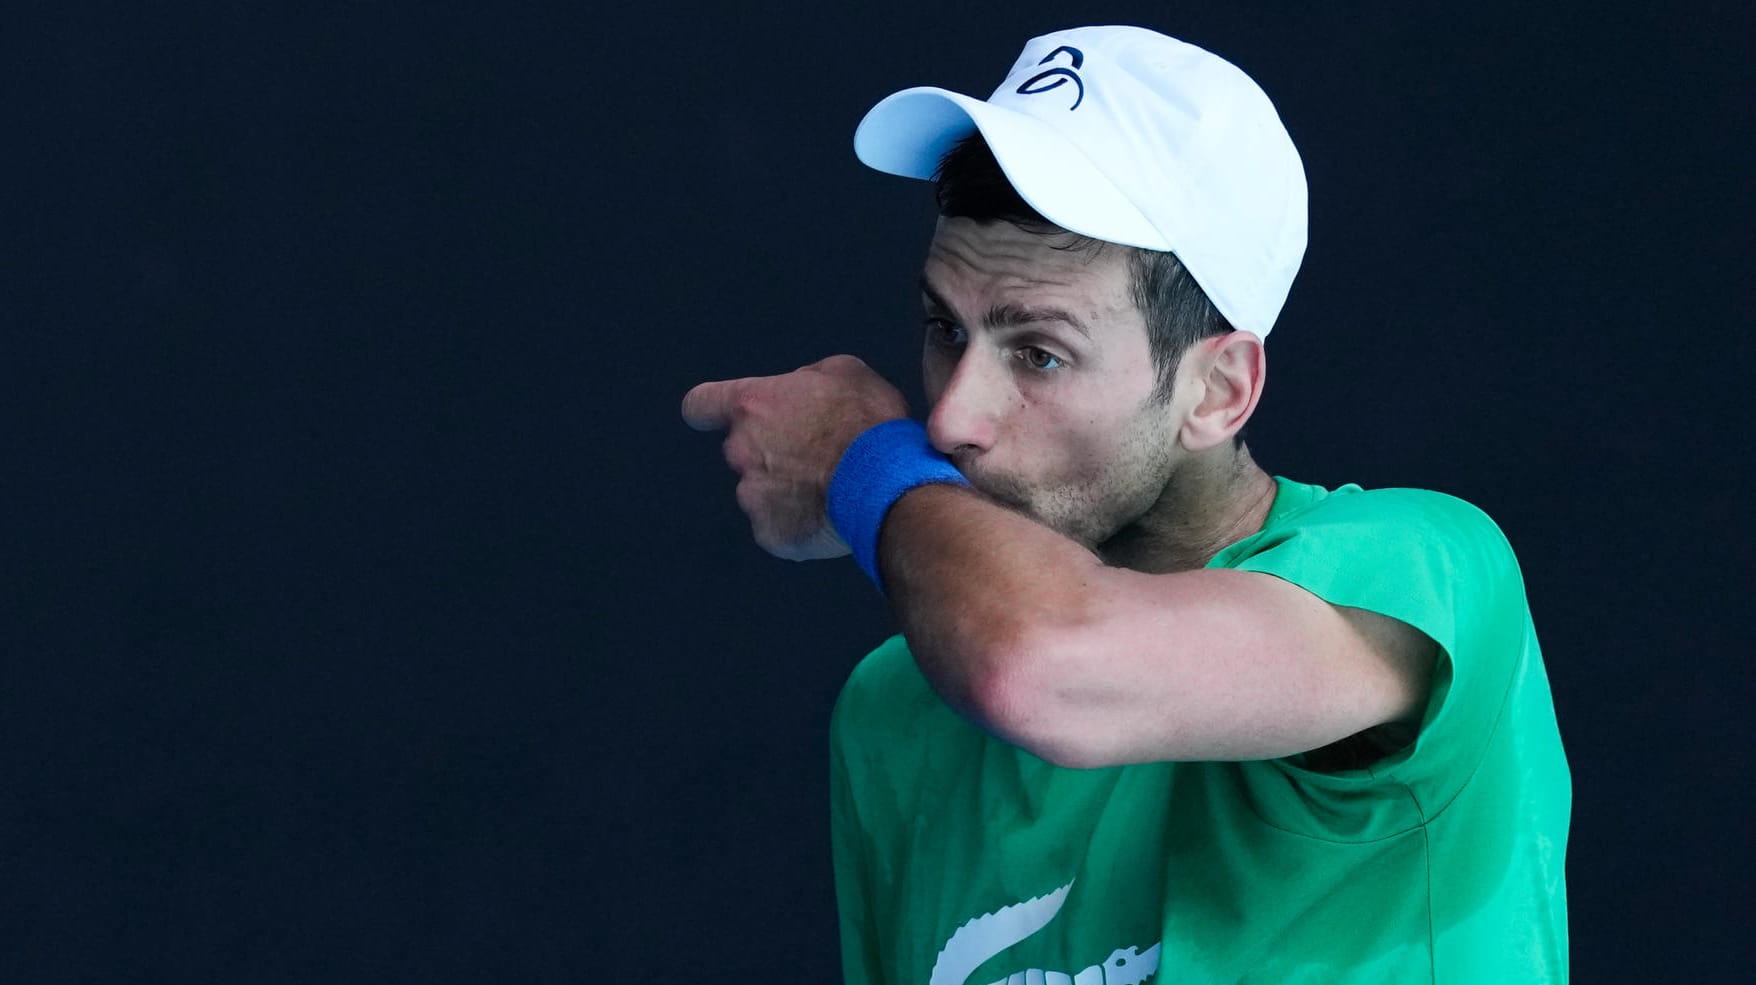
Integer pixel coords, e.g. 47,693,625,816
881,484,1436,769
683,357,1435,770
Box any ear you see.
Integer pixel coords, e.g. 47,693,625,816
1178,331,1266,451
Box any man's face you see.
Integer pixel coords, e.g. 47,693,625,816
920,217,1189,548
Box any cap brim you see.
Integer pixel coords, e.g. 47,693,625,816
853,87,1170,252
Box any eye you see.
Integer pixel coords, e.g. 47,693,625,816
924,318,966,348
1017,346,1064,371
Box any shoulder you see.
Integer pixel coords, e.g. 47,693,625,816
832,635,954,750
1270,482,1506,542
831,634,1001,811
1218,480,1527,656
835,635,920,717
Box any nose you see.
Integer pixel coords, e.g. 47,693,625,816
926,351,1005,457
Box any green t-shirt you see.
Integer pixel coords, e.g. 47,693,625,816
830,478,1570,984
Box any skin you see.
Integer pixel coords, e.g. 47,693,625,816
683,217,1435,769
916,219,1275,571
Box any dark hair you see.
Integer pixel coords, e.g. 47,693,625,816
933,133,1233,401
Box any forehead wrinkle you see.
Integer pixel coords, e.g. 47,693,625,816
919,275,1092,339
921,219,1143,353
925,226,1086,291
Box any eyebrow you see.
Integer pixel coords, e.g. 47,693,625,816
919,276,1093,340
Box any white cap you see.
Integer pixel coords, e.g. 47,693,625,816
854,25,1307,340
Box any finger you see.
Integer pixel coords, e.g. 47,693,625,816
681,379,741,432
720,430,755,472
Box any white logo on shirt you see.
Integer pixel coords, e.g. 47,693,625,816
930,880,1162,985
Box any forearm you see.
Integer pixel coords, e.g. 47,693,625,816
876,484,1112,743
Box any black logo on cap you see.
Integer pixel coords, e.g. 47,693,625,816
1015,46,1085,110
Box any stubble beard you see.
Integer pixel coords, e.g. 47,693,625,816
957,415,1180,554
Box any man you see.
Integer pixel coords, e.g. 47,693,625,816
683,25,1568,984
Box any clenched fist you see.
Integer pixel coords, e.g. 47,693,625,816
682,355,909,560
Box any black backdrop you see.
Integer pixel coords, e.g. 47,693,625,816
7,2,1751,981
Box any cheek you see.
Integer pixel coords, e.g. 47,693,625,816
1057,388,1146,439
1059,399,1174,476
1024,405,1138,477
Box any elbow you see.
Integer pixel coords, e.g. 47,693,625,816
958,621,1114,771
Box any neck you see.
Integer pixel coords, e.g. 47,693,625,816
1097,445,1278,574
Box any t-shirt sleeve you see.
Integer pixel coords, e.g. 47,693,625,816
1221,487,1533,818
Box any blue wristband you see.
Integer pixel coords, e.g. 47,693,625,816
828,419,969,592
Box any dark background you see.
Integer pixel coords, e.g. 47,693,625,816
6,2,1751,981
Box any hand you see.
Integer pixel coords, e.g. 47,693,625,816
682,355,909,561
